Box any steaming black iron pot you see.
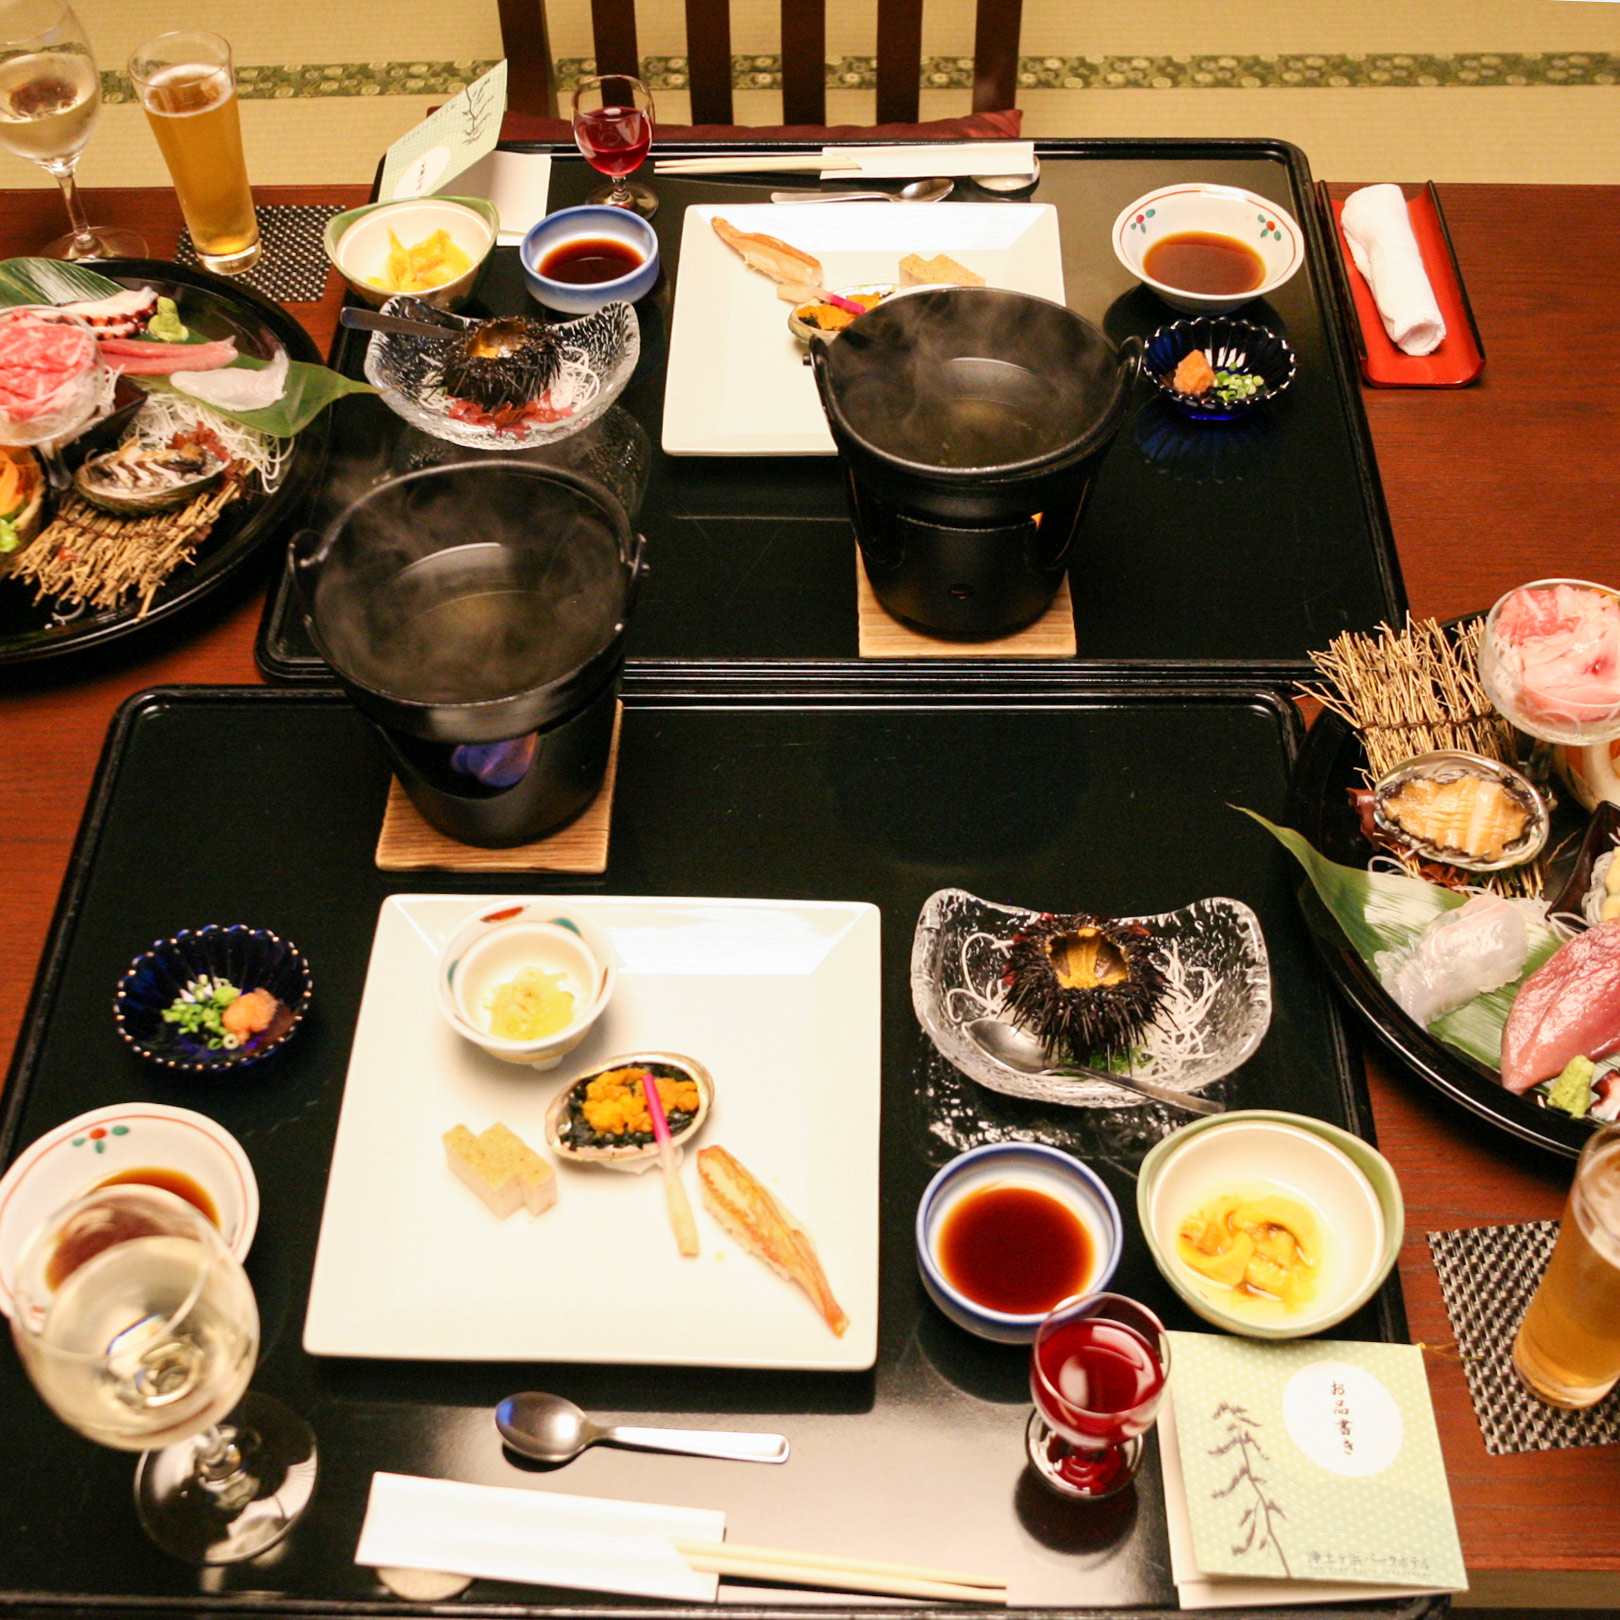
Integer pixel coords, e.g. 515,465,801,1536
811,286,1139,638
293,461,644,846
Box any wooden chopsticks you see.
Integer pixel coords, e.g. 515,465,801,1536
652,153,859,175
671,1538,1008,1603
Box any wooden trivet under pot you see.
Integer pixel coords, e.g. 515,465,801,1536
855,552,1077,658
376,704,621,873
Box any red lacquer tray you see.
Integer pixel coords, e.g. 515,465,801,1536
1318,179,1486,388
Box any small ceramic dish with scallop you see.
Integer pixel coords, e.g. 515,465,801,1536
544,1051,714,1171
0,1102,258,1321
1373,749,1549,872
325,195,499,310
787,283,896,345
114,924,311,1073
437,901,616,1070
1137,1110,1402,1339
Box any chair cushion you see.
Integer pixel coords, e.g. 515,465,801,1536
499,107,1023,144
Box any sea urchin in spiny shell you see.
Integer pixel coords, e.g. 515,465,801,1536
1001,912,1168,1062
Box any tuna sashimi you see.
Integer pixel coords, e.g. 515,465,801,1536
1500,919,1620,1093
1494,583,1620,731
97,335,238,376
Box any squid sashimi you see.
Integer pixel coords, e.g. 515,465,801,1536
1500,919,1620,1093
97,335,238,375
1494,582,1620,731
1379,892,1530,1028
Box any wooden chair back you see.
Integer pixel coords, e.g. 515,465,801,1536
498,0,1024,124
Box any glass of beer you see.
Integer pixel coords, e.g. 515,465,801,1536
0,0,145,258
1513,1122,1620,1409
128,30,258,276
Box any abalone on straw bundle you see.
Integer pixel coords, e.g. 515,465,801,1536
75,439,227,516
1299,615,1547,897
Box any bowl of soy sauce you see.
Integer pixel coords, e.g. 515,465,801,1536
521,204,659,316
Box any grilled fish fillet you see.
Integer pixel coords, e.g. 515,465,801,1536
697,1145,849,1336
710,216,824,287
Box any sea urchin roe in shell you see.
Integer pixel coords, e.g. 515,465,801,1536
1177,1193,1319,1312
487,966,575,1041
580,1067,700,1137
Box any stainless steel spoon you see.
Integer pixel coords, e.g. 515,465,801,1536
496,1391,790,1465
964,1017,1224,1115
769,177,954,204
339,307,460,341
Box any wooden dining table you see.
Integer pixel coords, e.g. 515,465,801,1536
0,176,1617,1611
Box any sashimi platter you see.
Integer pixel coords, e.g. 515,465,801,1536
1279,582,1620,1157
0,257,368,665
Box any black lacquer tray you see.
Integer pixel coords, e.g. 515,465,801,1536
257,137,1401,682
0,673,1436,1618
1289,702,1596,1160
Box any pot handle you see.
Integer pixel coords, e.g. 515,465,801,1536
617,531,649,629
286,527,329,624
807,334,838,421
1116,332,1144,386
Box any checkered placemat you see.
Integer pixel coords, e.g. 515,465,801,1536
1428,1221,1620,1454
177,203,345,302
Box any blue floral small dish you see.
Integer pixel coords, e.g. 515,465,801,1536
1142,317,1297,421
115,925,312,1073
521,205,659,316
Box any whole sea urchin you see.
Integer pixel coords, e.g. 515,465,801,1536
441,317,562,411
1001,912,1168,1062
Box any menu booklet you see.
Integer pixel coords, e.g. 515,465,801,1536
1161,1332,1467,1609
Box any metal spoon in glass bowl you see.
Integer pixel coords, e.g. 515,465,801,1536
496,1391,790,1465
768,177,954,203
964,1017,1225,1116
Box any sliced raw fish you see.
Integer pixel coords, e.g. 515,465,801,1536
1500,919,1620,1092
1495,583,1620,730
1379,892,1529,1027
98,335,239,375
172,348,287,410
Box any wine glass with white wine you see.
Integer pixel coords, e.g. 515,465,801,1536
10,1184,317,1564
0,0,145,259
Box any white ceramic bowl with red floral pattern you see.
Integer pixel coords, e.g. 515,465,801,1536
0,1102,257,1319
1112,183,1304,313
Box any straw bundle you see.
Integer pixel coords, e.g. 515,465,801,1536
15,483,241,617
1299,616,1546,897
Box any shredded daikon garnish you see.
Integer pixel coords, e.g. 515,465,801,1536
127,390,287,491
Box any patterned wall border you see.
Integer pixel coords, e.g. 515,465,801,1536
98,51,1620,103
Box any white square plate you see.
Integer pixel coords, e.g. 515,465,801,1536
304,894,881,1368
661,203,1066,456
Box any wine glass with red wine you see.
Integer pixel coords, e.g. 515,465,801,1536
1027,1293,1169,1499
571,73,656,218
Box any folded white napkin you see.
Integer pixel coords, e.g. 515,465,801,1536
1339,183,1446,356
354,1472,724,1602
438,151,553,245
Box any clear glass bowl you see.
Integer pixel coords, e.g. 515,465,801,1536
1479,577,1620,747
363,296,639,451
910,887,1272,1108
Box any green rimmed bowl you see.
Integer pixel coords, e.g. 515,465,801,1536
1137,1109,1403,1339
324,195,499,310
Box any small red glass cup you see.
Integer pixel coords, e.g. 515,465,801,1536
1027,1293,1169,1499
571,74,656,218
